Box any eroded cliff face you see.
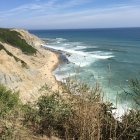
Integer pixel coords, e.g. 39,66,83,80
0,29,59,102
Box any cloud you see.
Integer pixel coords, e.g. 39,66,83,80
0,0,55,17
0,0,92,18
0,1,140,29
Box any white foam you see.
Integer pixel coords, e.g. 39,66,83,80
74,45,97,50
90,51,114,59
66,50,114,67
56,41,61,43
43,44,87,56
68,54,95,67
56,38,67,42
43,44,114,67
64,43,70,46
67,49,87,56
92,54,114,59
74,45,87,50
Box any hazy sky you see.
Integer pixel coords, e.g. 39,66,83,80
0,0,140,29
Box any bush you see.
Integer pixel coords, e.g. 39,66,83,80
120,110,140,140
128,78,140,106
0,28,37,55
38,93,72,136
24,81,102,139
0,84,20,117
24,91,72,138
0,85,33,139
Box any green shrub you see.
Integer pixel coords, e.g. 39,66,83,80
0,28,37,55
0,85,33,140
129,78,140,106
120,110,140,140
25,93,72,136
0,84,20,117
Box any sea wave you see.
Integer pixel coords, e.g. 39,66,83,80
56,38,67,42
74,45,88,50
43,44,114,67
82,47,127,53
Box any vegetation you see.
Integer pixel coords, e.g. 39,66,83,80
0,85,32,139
0,84,20,117
128,78,140,106
0,28,37,55
0,79,140,140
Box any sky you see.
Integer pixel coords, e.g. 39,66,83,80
0,0,140,29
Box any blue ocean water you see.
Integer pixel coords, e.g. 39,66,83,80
30,28,140,114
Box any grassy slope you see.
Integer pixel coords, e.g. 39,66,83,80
0,28,37,55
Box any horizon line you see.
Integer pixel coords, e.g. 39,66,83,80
28,26,140,31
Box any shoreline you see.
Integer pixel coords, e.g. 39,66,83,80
41,44,67,90
41,43,70,76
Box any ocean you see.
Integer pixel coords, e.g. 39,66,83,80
30,28,140,115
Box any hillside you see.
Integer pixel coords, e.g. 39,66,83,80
0,28,59,102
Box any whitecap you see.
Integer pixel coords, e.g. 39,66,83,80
74,45,87,50
63,43,70,46
92,54,114,59
90,51,114,59
42,44,114,67
56,38,67,42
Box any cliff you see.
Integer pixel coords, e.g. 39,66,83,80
0,28,59,102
